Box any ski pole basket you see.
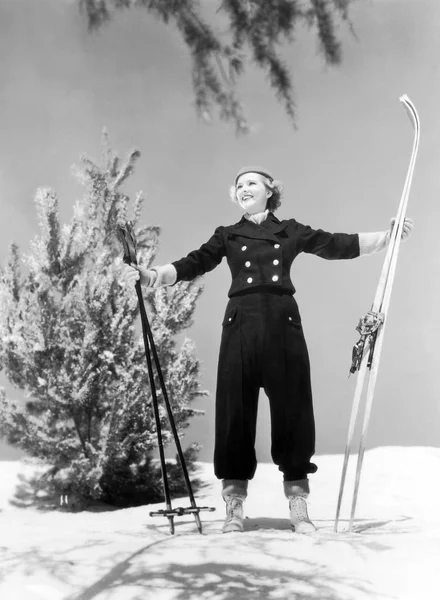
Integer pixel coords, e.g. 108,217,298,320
150,506,216,518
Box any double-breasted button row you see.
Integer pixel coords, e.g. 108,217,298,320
242,244,250,280
273,245,280,281
241,240,282,284
243,243,280,250
246,274,279,283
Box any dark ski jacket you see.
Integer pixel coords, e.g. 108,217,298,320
172,212,360,298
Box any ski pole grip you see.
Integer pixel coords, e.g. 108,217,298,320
117,222,138,266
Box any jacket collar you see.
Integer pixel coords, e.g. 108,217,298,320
225,211,288,241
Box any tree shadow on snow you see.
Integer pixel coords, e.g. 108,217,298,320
66,543,373,600
0,544,97,584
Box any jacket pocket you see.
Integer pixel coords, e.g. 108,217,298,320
222,307,237,327
284,309,302,328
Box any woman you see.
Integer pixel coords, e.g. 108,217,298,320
124,166,413,534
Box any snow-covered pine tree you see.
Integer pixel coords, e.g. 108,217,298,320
0,134,206,508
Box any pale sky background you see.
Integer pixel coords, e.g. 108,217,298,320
0,0,439,466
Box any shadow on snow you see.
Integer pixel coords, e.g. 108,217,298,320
66,543,373,600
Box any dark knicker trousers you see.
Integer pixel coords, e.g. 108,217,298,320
214,291,318,482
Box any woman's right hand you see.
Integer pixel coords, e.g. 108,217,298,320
123,263,157,287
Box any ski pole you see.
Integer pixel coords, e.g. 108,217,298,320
134,278,175,534
140,299,209,534
118,223,215,534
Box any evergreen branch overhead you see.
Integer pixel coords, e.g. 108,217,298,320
77,0,353,133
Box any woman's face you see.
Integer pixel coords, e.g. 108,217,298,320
235,172,272,214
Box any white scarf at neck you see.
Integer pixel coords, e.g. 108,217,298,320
245,209,269,225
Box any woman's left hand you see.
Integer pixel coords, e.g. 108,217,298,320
390,217,414,240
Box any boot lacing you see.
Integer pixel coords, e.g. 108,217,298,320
289,496,312,523
225,495,244,521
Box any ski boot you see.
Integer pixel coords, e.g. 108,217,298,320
284,479,317,534
221,480,247,533
222,494,246,533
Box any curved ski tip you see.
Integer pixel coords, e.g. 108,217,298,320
399,95,418,129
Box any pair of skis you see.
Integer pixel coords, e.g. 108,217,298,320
335,95,420,533
118,224,215,534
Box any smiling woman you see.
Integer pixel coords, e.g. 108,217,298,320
230,167,283,216
123,166,413,535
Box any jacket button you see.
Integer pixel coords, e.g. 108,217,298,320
228,317,232,321
273,259,279,265
247,277,253,283
288,316,292,321
274,244,280,249
245,261,251,267
272,275,279,282
241,245,247,251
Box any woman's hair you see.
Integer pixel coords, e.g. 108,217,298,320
229,175,283,212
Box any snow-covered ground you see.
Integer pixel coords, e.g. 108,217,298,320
1,447,440,600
